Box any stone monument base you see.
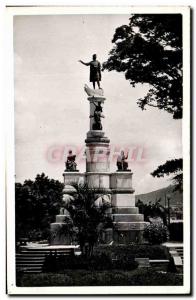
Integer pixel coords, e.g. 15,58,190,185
113,230,144,244
50,222,72,245
50,170,148,245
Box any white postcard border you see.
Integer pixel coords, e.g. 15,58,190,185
5,5,190,295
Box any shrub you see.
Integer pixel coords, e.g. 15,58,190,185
19,273,73,286
113,255,138,271
43,252,138,272
59,254,88,270
169,221,183,241
43,253,113,272
143,223,169,245
94,244,170,260
88,253,113,270
126,269,182,286
78,273,100,285
18,270,183,286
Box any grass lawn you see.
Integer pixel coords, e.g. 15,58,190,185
17,269,183,287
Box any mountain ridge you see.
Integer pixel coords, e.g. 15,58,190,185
135,185,183,207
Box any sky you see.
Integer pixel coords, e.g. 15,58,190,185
14,14,182,194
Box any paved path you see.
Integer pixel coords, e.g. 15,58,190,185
162,242,183,247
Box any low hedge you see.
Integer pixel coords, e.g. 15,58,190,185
17,269,183,286
94,244,170,260
43,252,138,272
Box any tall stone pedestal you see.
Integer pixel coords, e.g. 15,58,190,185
110,172,146,244
50,90,147,245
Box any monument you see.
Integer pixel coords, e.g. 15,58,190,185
50,56,147,245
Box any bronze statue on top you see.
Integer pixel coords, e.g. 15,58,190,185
79,54,102,89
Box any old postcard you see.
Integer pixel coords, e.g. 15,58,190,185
5,5,191,295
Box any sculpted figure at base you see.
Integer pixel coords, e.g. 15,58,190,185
117,151,129,171
79,54,102,89
65,150,77,171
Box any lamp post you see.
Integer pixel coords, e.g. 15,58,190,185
167,194,171,226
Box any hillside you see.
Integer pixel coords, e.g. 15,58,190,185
136,185,183,207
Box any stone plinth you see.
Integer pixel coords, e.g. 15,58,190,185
112,194,136,207
113,207,139,214
112,214,144,222
110,172,134,191
86,130,105,138
85,130,110,145
113,230,143,244
63,172,85,194
50,223,72,245
63,172,85,185
56,215,67,223
86,172,111,190
113,222,146,231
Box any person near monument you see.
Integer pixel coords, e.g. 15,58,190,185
65,150,77,171
79,54,102,89
117,150,129,171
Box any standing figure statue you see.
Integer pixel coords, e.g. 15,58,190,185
117,151,129,171
65,150,77,171
79,54,101,89
90,102,105,130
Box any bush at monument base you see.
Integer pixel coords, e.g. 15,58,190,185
143,223,169,245
43,253,138,272
17,270,183,286
94,244,170,260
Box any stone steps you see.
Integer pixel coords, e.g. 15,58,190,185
16,247,74,274
112,214,144,222
112,207,139,214
167,245,183,270
16,257,45,261
175,247,184,263
113,221,147,231
56,215,67,222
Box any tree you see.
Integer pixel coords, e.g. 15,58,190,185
103,14,182,119
65,182,113,257
103,14,183,191
151,158,183,192
15,173,64,241
136,199,167,225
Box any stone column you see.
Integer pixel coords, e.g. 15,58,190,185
85,95,111,189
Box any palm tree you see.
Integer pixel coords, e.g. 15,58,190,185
64,182,113,256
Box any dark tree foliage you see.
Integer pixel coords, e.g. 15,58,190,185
151,159,183,192
15,173,64,241
104,15,183,190
65,182,113,257
103,14,182,119
136,199,167,225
